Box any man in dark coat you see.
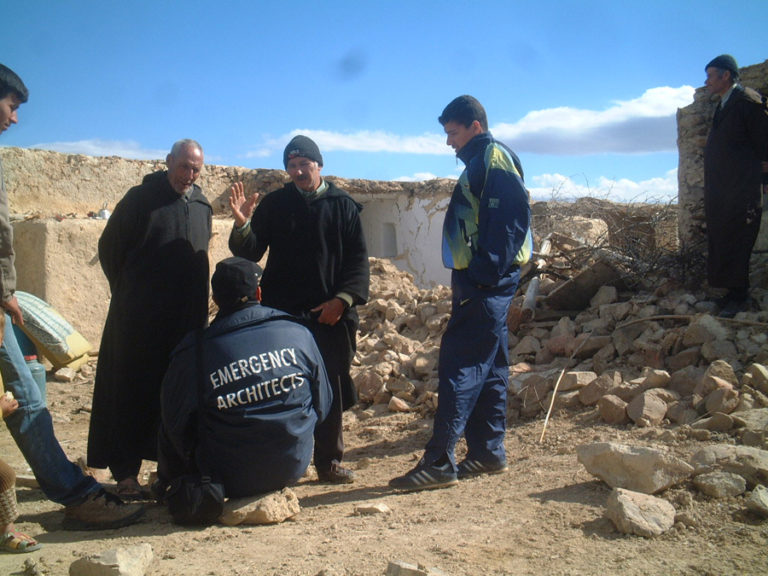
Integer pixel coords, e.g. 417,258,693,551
703,54,768,318
228,135,369,484
157,257,332,498
88,139,212,497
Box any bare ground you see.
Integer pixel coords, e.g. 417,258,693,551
1,364,767,576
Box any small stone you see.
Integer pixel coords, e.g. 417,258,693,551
597,394,629,425
560,371,597,391
606,488,676,537
693,471,747,498
704,388,740,415
590,285,618,307
511,335,541,356
640,368,671,388
691,412,734,432
579,371,621,406
702,359,739,387
746,485,768,518
701,339,738,362
626,391,667,427
682,314,727,346
388,396,411,412
53,366,77,382
385,560,449,576
744,363,768,395
355,503,392,515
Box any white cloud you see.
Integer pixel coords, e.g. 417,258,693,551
249,130,447,157
494,86,695,155
528,169,679,204
28,139,167,160
248,85,695,158
393,172,458,182
244,147,272,158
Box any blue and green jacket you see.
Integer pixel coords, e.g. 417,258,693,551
442,132,531,287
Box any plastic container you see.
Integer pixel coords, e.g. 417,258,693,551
24,354,47,406
12,324,38,357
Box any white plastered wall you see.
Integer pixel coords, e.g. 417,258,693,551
358,193,450,288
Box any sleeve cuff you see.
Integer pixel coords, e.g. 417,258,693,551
233,220,252,239
336,292,354,308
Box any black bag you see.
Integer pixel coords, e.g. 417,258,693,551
164,331,225,526
166,473,225,526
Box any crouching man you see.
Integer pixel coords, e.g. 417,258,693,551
157,257,331,498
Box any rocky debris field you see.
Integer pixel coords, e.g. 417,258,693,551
2,233,768,574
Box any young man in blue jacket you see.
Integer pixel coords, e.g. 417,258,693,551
390,95,531,491
157,257,332,498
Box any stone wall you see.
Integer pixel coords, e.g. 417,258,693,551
0,147,454,346
0,146,453,218
12,218,235,347
676,59,768,261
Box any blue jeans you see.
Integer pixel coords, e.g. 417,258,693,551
1,313,100,505
424,270,518,470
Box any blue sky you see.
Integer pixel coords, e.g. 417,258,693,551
1,0,766,203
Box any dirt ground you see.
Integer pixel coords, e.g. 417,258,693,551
1,362,766,576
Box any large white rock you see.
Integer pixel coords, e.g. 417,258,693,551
69,544,153,576
219,488,300,526
576,442,694,494
606,488,675,537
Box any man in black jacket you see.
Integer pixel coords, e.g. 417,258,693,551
703,54,768,318
228,135,369,483
157,257,331,497
89,140,212,498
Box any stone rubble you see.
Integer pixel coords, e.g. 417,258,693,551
353,252,768,536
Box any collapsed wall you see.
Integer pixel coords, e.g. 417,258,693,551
676,59,768,264
0,147,454,345
0,146,454,217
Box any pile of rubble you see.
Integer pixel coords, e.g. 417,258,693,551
353,246,768,535
353,249,768,442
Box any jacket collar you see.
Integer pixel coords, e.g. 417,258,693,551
457,132,492,165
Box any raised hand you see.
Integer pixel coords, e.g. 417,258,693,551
228,181,261,228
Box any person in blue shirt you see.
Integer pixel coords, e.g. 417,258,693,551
390,95,531,491
157,257,332,498
0,62,144,530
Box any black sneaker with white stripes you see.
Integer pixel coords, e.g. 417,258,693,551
457,458,508,479
389,460,458,492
